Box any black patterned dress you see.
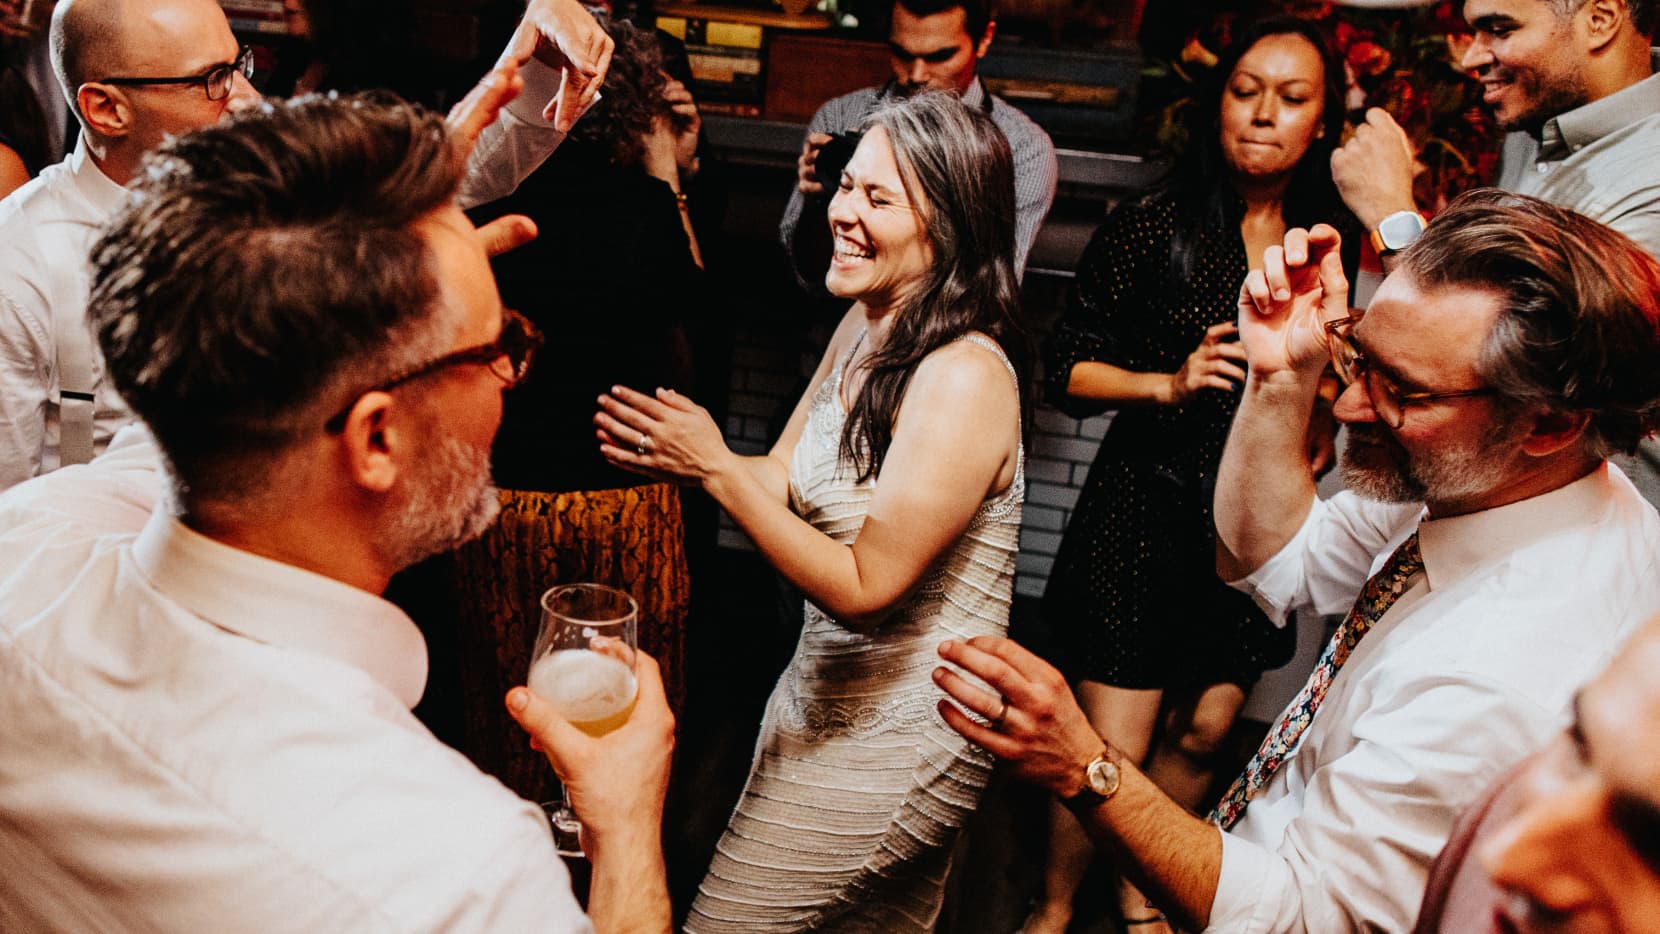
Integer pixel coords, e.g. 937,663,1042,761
1041,189,1349,690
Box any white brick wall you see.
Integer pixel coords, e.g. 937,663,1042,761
715,329,1115,601
1017,399,1114,598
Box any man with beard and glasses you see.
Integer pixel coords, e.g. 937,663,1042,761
931,190,1660,933
778,0,1055,283
1332,0,1660,259
0,95,675,932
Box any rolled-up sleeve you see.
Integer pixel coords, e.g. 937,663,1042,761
457,58,568,210
1231,492,1421,627
779,91,872,273
778,99,840,251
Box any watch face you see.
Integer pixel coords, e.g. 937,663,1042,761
1086,757,1120,798
1378,212,1425,251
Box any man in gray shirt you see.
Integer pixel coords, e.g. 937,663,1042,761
1331,0,1660,498
780,0,1056,284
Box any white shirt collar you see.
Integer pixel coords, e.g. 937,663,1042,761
130,507,430,709
1417,463,1621,591
66,138,132,219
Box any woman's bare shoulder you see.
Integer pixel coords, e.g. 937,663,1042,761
911,333,1019,406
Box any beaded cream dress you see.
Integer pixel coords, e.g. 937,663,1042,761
686,333,1024,932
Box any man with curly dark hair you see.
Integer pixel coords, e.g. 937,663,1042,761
472,10,707,494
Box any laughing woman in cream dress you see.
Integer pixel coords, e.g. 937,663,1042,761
596,92,1026,931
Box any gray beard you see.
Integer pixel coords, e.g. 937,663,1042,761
1339,421,1520,508
1339,424,1424,502
382,433,501,572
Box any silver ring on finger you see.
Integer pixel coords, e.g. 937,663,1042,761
636,432,652,456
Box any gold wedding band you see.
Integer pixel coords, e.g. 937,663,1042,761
990,696,1008,727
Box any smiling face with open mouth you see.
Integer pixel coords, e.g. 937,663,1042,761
823,126,934,313
1460,0,1592,134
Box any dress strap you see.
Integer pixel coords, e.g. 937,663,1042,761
835,327,868,394
957,333,1019,390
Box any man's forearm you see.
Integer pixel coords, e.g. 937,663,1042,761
1214,371,1321,580
586,825,672,933
1072,746,1223,931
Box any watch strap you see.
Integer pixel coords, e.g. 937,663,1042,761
1061,750,1120,812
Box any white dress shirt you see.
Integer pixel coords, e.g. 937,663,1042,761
1208,464,1660,933
0,141,132,489
0,59,567,491
0,431,594,933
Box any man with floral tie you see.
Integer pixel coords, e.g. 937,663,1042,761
934,190,1660,933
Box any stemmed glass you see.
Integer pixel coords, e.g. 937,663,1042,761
527,583,639,857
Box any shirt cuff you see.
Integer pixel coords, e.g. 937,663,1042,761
504,57,567,128
1204,831,1287,934
1227,499,1324,628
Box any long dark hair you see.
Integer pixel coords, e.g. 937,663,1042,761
1165,15,1349,281
841,91,1029,483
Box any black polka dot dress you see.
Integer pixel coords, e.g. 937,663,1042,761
1041,189,1302,690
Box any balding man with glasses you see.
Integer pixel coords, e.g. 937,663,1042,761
933,191,1660,933
0,0,614,491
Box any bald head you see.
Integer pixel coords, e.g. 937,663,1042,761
51,0,119,107
51,0,240,120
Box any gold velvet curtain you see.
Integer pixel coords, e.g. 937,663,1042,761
450,482,690,804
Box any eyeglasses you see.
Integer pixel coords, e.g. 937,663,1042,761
1323,314,1495,429
324,309,544,433
97,46,255,102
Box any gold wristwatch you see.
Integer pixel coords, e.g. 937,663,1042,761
1062,748,1121,811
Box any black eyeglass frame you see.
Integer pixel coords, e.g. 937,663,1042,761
96,45,255,101
1322,314,1495,429
323,309,544,434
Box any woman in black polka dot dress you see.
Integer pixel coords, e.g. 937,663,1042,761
1023,17,1362,934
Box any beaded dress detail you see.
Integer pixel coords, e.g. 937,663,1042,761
686,332,1023,932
